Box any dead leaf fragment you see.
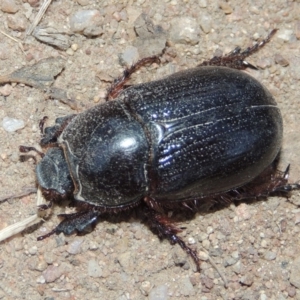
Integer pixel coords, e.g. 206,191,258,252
0,56,66,88
33,26,71,50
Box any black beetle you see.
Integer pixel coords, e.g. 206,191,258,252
21,30,300,271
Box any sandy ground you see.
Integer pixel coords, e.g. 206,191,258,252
0,0,300,299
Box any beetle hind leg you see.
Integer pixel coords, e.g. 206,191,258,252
226,164,300,202
267,165,300,194
143,203,200,272
37,210,100,241
199,29,277,70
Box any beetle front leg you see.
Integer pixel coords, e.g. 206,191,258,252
37,210,100,241
198,29,277,70
143,201,200,272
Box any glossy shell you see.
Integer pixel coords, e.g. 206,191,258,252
37,66,283,208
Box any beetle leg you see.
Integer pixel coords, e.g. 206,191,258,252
223,164,300,202
19,145,44,163
106,56,160,100
143,203,200,272
39,116,48,133
250,164,300,197
19,145,44,158
268,165,300,194
198,29,277,70
37,210,100,241
40,114,75,146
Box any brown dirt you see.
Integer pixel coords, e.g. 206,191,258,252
0,0,300,299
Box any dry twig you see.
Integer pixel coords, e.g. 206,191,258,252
26,0,53,36
0,188,49,242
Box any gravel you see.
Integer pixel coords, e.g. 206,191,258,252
0,0,300,299
2,116,25,132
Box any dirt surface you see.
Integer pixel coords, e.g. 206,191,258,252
0,0,300,299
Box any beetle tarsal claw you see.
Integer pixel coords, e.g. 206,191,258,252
37,228,57,241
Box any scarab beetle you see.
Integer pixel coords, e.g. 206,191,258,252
21,30,300,271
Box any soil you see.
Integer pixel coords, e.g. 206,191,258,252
0,0,300,299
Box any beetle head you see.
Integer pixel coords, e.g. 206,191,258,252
36,147,74,200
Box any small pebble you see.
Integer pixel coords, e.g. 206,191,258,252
67,238,83,254
202,239,210,250
206,226,214,235
274,54,289,67
219,2,233,14
286,285,296,297
70,10,103,36
198,251,208,261
0,0,19,13
44,251,55,265
201,277,214,290
119,46,139,66
0,44,10,60
224,256,238,267
198,232,208,242
66,48,74,56
264,251,277,261
169,17,200,45
118,252,135,273
232,260,242,274
231,251,239,259
240,274,254,286
23,3,33,19
149,284,168,300
113,11,122,22
188,237,196,245
28,246,38,255
140,281,152,296
36,275,46,284
71,44,79,51
89,241,99,250
27,0,40,6
0,84,13,96
277,29,293,42
235,203,251,220
261,240,268,248
7,14,27,31
198,0,207,8
35,260,48,272
260,293,267,300
133,34,167,59
280,219,287,232
172,245,189,269
42,265,63,283
2,117,25,132
250,6,260,15
179,276,195,296
199,14,212,34
88,259,103,278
